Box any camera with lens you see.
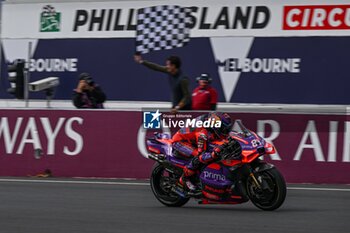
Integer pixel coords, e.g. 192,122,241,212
79,72,94,86
84,76,94,86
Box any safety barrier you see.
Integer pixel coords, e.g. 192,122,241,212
0,108,349,183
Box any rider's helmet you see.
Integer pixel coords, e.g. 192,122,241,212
208,112,233,137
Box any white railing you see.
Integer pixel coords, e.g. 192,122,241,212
0,99,349,115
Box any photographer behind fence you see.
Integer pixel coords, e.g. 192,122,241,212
72,73,106,109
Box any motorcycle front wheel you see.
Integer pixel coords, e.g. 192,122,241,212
150,162,189,207
246,167,287,211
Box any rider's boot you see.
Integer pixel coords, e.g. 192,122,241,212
179,175,202,196
176,156,203,197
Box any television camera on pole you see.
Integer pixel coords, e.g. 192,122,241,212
29,77,60,108
6,59,60,108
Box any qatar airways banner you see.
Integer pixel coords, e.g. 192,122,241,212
0,109,349,183
1,36,350,104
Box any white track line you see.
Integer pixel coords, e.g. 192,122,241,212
0,179,349,192
287,187,350,192
0,178,148,186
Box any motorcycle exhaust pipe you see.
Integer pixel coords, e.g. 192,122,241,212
231,181,249,202
148,154,183,176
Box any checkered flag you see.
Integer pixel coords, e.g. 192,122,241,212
136,5,191,54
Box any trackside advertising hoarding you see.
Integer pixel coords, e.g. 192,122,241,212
2,0,350,38
0,109,349,184
1,36,350,104
1,0,350,104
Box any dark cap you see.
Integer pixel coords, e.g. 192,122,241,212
79,72,91,80
196,73,212,83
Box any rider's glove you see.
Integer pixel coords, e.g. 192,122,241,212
188,156,204,170
226,139,242,160
213,139,242,160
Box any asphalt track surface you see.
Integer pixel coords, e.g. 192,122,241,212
0,178,349,233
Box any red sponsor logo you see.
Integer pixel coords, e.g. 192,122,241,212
283,5,350,30
204,185,226,194
202,191,220,200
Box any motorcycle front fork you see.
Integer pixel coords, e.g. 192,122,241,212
248,166,271,192
249,172,262,189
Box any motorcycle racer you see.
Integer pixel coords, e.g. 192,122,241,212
172,112,242,196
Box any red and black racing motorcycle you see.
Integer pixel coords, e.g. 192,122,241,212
146,120,287,211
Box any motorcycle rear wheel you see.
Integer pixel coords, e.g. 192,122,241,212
150,162,189,207
246,167,286,211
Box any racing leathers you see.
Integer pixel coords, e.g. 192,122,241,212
172,113,241,194
173,127,222,177
171,121,225,193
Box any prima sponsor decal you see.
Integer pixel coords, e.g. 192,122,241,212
203,171,226,181
283,5,350,30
